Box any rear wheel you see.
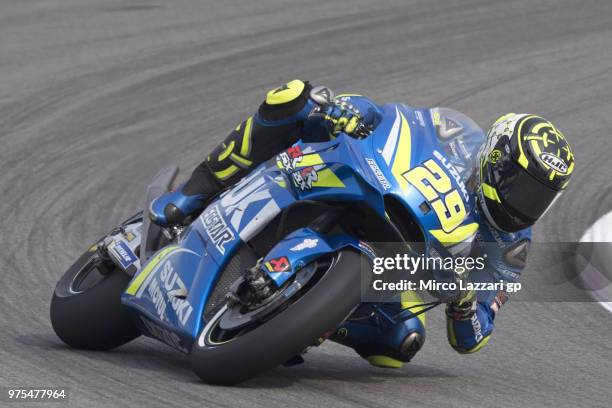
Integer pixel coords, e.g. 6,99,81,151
50,245,140,350
191,249,363,385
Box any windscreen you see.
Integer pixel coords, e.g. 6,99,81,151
428,107,486,187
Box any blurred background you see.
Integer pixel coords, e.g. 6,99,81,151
1,1,611,407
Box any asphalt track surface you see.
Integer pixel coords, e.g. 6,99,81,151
1,1,612,407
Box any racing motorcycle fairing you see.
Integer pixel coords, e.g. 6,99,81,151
260,227,376,287
120,137,388,352
120,102,486,353
368,104,484,250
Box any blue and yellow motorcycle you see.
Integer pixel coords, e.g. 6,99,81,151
50,103,484,384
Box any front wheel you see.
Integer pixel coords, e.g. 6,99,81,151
50,246,141,350
191,249,363,385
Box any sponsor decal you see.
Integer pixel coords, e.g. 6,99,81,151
447,141,460,159
265,256,291,273
470,313,484,342
414,110,425,127
145,261,194,326
539,152,568,174
365,158,391,190
292,166,318,190
446,117,461,130
147,272,166,320
126,245,179,296
498,268,521,281
310,86,333,104
277,146,343,190
490,149,502,164
503,239,529,268
140,317,188,353
437,115,463,139
219,168,281,241
201,205,235,254
457,137,471,159
290,238,319,251
112,241,137,268
277,146,303,172
485,222,505,246
433,150,469,202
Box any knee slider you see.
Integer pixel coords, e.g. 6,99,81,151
399,331,424,360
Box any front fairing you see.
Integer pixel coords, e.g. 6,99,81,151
368,104,485,246
121,134,388,351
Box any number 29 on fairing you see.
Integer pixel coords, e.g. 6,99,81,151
403,159,467,233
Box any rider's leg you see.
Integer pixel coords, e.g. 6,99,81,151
331,292,426,368
149,80,315,227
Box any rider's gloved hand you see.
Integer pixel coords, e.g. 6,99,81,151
149,182,207,227
306,86,367,138
446,290,477,320
318,100,362,135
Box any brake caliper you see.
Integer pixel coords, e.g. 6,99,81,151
225,259,276,308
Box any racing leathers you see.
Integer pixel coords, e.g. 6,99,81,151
149,79,531,367
149,80,370,226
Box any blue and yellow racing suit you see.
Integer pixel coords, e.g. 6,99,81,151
150,80,531,367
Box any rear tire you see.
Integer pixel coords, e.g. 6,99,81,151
191,249,363,385
50,248,140,350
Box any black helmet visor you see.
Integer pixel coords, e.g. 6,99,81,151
493,160,562,222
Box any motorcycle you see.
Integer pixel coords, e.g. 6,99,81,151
50,103,484,384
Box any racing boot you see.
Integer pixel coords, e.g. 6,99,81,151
331,292,426,368
149,183,205,227
149,162,222,227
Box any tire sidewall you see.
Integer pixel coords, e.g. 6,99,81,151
190,249,363,385
50,249,140,350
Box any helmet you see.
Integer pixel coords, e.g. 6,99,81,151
478,113,575,232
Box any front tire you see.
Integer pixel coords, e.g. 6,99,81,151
191,249,363,385
50,248,140,350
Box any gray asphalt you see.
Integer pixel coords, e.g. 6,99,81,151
1,0,612,407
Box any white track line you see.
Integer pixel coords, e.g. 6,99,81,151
579,211,612,313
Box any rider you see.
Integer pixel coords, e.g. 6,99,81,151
150,80,575,367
